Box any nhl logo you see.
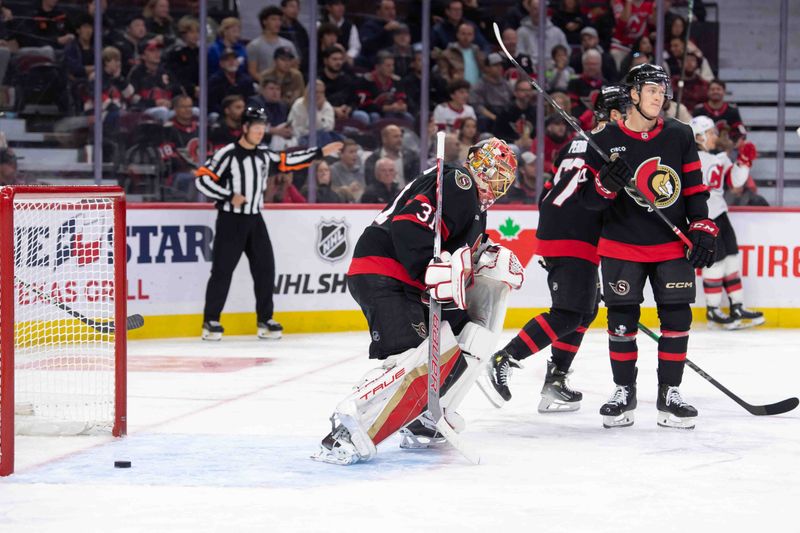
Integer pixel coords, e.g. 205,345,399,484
316,219,349,263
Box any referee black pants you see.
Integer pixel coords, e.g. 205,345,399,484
203,210,275,323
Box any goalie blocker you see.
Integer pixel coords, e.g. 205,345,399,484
312,245,524,465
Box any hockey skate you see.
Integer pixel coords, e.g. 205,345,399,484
705,306,740,330
311,403,377,465
730,304,765,328
257,319,283,339
201,321,224,341
600,373,637,428
538,360,582,413
657,385,697,429
398,410,464,450
476,350,522,407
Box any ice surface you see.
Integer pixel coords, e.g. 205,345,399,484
1,328,798,532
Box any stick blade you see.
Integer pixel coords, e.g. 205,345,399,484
755,397,799,416
435,419,481,465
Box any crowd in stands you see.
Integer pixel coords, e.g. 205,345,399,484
0,0,765,205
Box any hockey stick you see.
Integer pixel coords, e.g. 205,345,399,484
16,277,144,334
492,23,693,250
426,131,480,465
674,0,695,112
637,321,798,415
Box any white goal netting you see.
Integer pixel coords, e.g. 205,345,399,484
7,194,119,436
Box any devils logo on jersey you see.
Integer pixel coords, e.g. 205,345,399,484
626,156,681,210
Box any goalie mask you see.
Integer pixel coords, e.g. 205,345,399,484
467,138,517,211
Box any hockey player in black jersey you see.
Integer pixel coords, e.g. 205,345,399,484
313,139,525,465
579,64,718,430
479,85,632,413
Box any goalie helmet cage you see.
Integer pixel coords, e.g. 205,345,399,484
0,186,127,476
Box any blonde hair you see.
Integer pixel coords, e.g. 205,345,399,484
177,16,199,35
102,46,121,63
218,17,241,36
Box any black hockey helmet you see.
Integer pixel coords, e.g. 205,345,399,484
624,63,673,100
594,85,632,122
242,105,268,126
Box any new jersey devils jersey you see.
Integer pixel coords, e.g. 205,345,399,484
580,118,710,262
537,138,603,265
698,150,748,219
348,164,486,290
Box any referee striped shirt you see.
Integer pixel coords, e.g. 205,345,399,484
195,142,320,214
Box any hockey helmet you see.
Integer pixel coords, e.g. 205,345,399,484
594,84,632,123
242,105,269,126
624,63,673,100
467,138,517,211
690,115,717,149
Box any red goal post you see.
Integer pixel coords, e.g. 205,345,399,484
0,186,127,476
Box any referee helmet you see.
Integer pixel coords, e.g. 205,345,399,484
242,105,268,126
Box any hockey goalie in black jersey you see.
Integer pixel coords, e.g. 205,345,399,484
313,138,525,465
579,64,718,430
479,85,632,414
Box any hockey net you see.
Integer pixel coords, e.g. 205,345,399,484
0,186,127,476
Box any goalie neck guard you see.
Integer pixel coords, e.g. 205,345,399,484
467,138,517,212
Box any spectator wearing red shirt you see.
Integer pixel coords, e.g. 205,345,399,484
531,114,572,176
265,171,306,203
609,0,655,70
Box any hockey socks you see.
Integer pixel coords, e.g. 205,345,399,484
656,304,691,386
504,309,584,361
607,305,640,386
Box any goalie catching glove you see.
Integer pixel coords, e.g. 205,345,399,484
424,245,474,310
687,218,719,268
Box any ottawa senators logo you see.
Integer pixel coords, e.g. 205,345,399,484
625,156,681,211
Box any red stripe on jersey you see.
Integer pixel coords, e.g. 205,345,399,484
598,238,685,262
552,341,579,353
616,118,664,141
393,213,430,232
576,326,588,333
682,184,708,196
658,351,687,362
535,315,558,342
347,256,426,290
535,238,600,265
682,160,702,173
610,351,638,361
405,194,432,206
518,330,539,353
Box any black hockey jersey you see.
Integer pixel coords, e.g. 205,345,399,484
348,164,486,290
536,138,603,265
692,102,747,140
579,118,710,262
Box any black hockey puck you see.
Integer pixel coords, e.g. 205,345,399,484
114,460,131,468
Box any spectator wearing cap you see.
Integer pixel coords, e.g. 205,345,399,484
143,0,176,48
532,114,573,174
248,75,292,150
384,23,414,78
318,45,369,127
447,22,485,86
492,78,536,147
693,79,748,145
517,0,569,71
208,47,256,114
323,0,360,64
279,0,309,73
358,0,402,68
164,16,200,100
670,52,708,111
361,157,401,204
247,6,297,80
260,46,304,106
433,0,490,52
566,48,605,118
499,28,534,86
608,0,655,70
545,44,573,92
433,79,477,133
330,138,365,202
127,40,179,121
551,0,589,46
500,151,537,204
364,124,419,187
110,14,149,77
208,17,247,77
0,148,24,185
469,52,513,132
355,50,411,123
209,94,245,151
569,26,617,82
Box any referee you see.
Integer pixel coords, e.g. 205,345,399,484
195,105,343,340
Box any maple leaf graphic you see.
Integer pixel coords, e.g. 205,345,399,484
498,217,521,240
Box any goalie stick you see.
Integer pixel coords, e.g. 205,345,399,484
637,321,798,416
492,23,693,250
16,277,144,334
426,131,480,465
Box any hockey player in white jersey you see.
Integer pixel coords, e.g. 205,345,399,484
691,116,765,329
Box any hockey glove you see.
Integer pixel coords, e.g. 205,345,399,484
687,219,719,268
598,154,634,193
736,141,758,167
424,246,474,310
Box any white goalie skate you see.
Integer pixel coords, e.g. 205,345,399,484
311,402,377,466
398,410,465,450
